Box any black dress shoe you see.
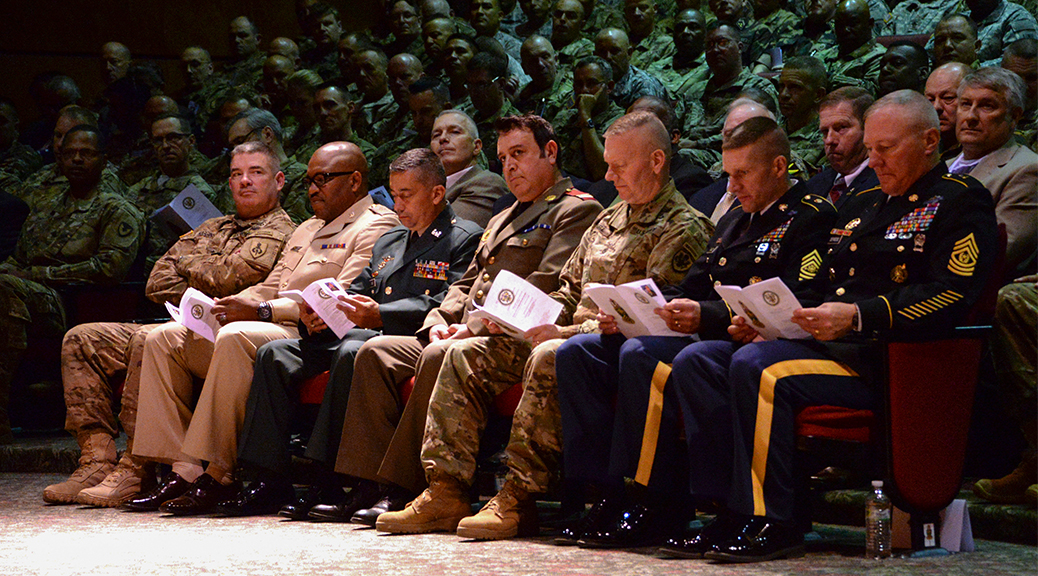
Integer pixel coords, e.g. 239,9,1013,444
308,480,381,523
579,503,686,549
122,472,193,512
658,514,739,559
216,479,295,517
159,474,241,516
704,517,805,563
553,497,625,546
279,484,342,521
351,487,415,526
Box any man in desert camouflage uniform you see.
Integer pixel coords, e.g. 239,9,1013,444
0,126,144,445
380,112,714,540
42,141,295,507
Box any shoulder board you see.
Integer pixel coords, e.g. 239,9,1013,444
941,174,973,188
564,188,594,201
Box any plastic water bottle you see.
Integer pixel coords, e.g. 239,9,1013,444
866,480,892,559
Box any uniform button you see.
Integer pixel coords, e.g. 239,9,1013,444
848,268,855,276
424,289,430,295
836,287,846,296
385,287,393,295
718,257,727,266
849,243,857,252
713,280,721,287
897,245,905,252
487,256,495,265
482,273,491,282
476,289,484,300
521,239,529,247
754,257,761,263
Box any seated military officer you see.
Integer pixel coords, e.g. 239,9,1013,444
554,116,838,549
660,90,997,563
805,87,880,212
218,148,482,518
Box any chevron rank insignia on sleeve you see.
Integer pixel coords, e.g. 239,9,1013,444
948,233,979,277
799,249,822,281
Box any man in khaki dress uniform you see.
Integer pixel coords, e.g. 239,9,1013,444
43,141,295,507
314,115,602,522
127,141,399,515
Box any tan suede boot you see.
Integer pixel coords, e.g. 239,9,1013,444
42,432,116,504
375,472,471,533
76,447,154,507
973,453,1038,504
456,480,539,540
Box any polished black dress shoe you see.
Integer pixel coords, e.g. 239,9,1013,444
704,517,805,563
579,503,686,549
658,514,739,559
159,474,241,516
216,479,295,517
279,484,342,521
351,487,415,526
308,480,380,523
122,472,193,512
553,497,624,546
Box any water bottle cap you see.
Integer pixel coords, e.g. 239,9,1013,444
872,480,883,488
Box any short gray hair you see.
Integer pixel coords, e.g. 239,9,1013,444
231,141,281,173
230,108,284,143
389,147,446,188
435,109,479,140
866,89,939,132
958,65,1027,115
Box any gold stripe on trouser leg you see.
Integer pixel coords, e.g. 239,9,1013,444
635,362,672,486
751,359,859,516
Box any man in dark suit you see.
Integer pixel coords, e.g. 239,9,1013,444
806,87,880,212
217,148,483,517
431,109,509,227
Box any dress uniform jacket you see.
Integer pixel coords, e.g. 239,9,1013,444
805,165,880,212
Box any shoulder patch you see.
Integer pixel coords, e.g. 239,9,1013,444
565,188,594,201
673,244,696,272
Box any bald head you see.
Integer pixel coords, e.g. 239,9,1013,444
102,42,131,85
925,62,970,137
307,141,369,220
723,98,775,140
594,28,632,79
268,37,301,64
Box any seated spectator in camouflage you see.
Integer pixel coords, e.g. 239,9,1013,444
932,14,982,67
42,140,295,505
417,0,454,20
746,0,799,72
385,0,426,59
551,0,594,74
1002,39,1037,149
594,28,668,109
284,70,324,161
580,0,624,38
116,95,190,187
223,16,265,91
351,49,397,143
0,125,144,445
707,0,758,63
516,36,570,124
423,17,457,77
373,76,453,186
198,94,253,182
624,0,677,70
806,86,879,211
778,57,828,176
176,47,231,141
268,37,302,66
789,0,838,58
817,0,886,93
877,41,931,96
555,57,625,183
883,0,961,36
260,55,297,120
470,0,523,62
227,109,312,224
950,66,1038,278
0,99,44,191
467,52,520,174
375,53,424,143
128,114,218,275
965,0,1038,67
337,33,372,93
649,9,709,105
432,110,510,226
299,84,377,171
22,73,82,158
516,0,554,38
444,34,480,107
926,62,971,156
300,3,343,80
97,69,159,169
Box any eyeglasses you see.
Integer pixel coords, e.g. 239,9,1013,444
150,132,190,148
229,127,261,147
304,171,359,188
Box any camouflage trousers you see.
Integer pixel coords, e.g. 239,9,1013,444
61,322,159,438
992,281,1038,451
421,335,565,494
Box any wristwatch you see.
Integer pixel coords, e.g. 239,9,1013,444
585,117,596,130
257,301,273,322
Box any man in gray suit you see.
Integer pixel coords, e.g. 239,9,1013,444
431,109,509,227
950,66,1037,278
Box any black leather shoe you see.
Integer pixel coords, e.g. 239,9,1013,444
554,497,625,546
658,514,739,559
579,503,686,549
308,480,380,523
122,472,193,512
159,474,241,516
704,517,805,563
216,479,295,517
351,487,415,526
279,484,342,521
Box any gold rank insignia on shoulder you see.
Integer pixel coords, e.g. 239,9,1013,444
948,233,979,277
891,263,908,283
481,229,492,243
845,218,861,230
545,195,557,201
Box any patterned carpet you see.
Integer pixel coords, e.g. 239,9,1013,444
2,474,1035,576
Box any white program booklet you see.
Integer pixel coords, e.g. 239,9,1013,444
713,277,810,340
584,278,684,339
278,278,357,338
469,270,564,340
151,184,223,234
164,287,221,342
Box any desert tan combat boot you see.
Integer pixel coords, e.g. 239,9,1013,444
375,472,471,533
973,453,1038,504
76,443,154,507
42,432,116,504
456,480,539,540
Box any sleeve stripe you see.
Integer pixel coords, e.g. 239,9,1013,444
880,295,893,328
